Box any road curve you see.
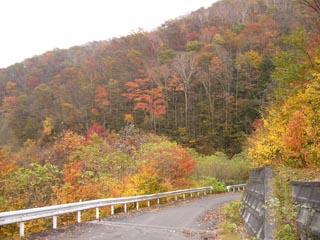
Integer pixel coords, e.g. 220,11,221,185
30,193,241,240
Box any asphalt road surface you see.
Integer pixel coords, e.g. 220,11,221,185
30,193,241,240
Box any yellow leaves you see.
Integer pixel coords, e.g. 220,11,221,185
5,81,16,92
315,57,320,65
247,126,280,167
123,165,163,196
124,114,134,124
213,33,225,44
43,117,52,136
246,50,263,68
248,67,320,168
236,50,262,71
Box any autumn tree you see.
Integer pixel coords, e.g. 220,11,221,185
272,28,315,97
122,77,166,130
136,141,196,188
91,85,110,129
248,59,320,168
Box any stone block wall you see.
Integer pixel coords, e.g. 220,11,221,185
291,181,320,240
241,167,275,240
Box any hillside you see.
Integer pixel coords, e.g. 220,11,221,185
2,0,320,238
0,0,316,156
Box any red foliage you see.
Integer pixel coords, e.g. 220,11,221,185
86,123,105,140
123,78,166,118
238,15,278,52
186,31,199,41
283,111,311,166
26,77,40,89
90,108,99,116
251,118,264,130
95,86,109,108
200,27,217,43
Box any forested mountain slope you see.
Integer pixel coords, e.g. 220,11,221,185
0,0,315,155
2,0,320,238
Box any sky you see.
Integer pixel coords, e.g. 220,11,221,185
0,0,217,68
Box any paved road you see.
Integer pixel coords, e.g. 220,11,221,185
30,193,241,240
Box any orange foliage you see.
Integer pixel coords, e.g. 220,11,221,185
0,96,18,118
50,131,85,166
0,149,16,181
283,111,311,167
123,77,166,119
138,142,195,187
124,114,134,124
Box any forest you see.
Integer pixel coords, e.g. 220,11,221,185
1,0,320,238
0,0,298,155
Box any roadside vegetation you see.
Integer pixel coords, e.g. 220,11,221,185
245,2,320,237
219,201,245,240
0,125,249,238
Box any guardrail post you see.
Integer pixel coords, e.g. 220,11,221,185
226,184,246,192
175,195,178,201
147,200,150,207
136,202,139,209
190,193,193,198
53,216,57,229
124,203,127,213
183,194,185,200
197,192,200,197
96,208,99,219
111,205,114,215
19,222,25,237
77,200,82,223
157,198,160,204
77,210,81,223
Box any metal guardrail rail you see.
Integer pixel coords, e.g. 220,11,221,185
226,184,246,192
0,186,213,237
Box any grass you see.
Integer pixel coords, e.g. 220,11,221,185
216,200,249,240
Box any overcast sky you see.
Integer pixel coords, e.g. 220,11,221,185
0,0,217,68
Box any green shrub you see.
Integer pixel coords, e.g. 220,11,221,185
195,152,251,185
223,200,242,224
193,176,226,193
220,200,244,239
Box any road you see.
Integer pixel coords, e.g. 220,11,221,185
30,193,241,240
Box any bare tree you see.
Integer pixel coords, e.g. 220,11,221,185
297,0,320,14
173,52,197,131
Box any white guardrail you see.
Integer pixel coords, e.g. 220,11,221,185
226,184,246,192
0,186,213,237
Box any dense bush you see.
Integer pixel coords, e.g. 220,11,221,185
0,128,199,237
192,176,226,193
194,152,251,185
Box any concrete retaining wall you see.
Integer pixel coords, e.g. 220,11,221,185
242,167,320,239
241,167,275,240
291,181,320,240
